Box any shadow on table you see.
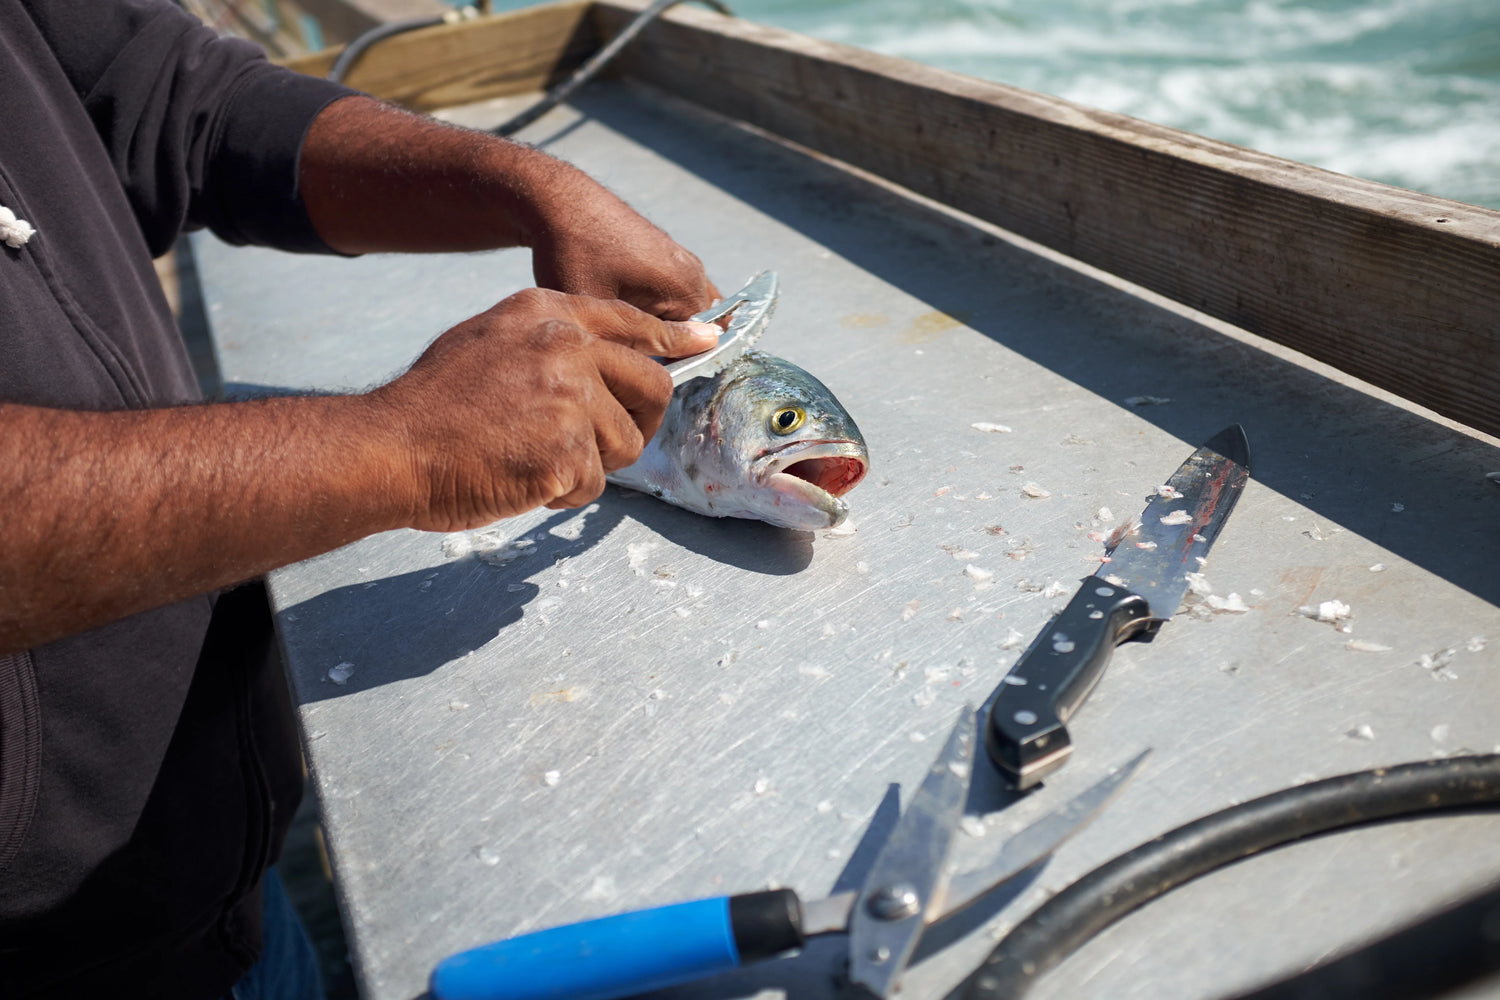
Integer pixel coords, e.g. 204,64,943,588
283,486,818,702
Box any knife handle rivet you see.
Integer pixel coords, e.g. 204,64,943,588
871,945,892,964
1095,586,1115,597
1014,709,1038,726
868,884,921,921
1088,609,1104,620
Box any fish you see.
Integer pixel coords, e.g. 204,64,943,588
608,350,868,530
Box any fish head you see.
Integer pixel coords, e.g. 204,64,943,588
687,351,868,530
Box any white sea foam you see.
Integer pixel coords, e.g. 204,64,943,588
690,0,1500,209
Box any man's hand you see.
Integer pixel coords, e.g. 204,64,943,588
374,290,718,532
0,292,714,653
527,175,720,320
300,97,720,318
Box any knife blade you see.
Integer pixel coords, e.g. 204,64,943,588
664,270,778,387
985,425,1251,789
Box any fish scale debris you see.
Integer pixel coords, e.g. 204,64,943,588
1206,593,1251,613
1298,600,1353,632
1105,519,1141,549
1184,572,1214,597
1418,648,1458,672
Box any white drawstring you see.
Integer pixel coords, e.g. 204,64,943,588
0,204,35,248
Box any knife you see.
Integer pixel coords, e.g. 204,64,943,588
664,270,778,387
985,425,1251,789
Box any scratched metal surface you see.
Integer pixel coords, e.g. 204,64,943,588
193,82,1500,1000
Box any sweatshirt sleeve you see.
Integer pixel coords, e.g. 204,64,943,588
20,0,357,256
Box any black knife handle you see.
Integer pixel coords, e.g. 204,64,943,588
986,581,1153,788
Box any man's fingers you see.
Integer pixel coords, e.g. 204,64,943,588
583,361,649,472
563,296,719,358
586,339,673,447
637,277,723,322
666,319,721,357
545,458,607,510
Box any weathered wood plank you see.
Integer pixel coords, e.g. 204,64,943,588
593,0,1500,437
295,0,449,45
279,1,597,110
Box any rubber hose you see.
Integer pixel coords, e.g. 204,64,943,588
494,0,732,136
329,15,447,83
961,754,1500,1000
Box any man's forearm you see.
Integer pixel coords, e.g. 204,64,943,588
0,396,411,654
299,95,575,254
297,95,717,318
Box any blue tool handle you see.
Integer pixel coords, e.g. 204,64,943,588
430,889,805,1000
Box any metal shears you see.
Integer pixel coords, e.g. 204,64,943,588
665,270,779,387
430,706,1147,1000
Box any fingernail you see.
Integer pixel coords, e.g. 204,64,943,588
682,321,721,348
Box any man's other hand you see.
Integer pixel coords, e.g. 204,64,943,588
528,182,721,320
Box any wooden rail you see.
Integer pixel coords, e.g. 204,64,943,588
279,0,596,108
275,0,1500,438
296,0,450,44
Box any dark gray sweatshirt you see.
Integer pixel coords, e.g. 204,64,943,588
0,2,351,994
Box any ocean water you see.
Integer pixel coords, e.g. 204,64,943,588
731,0,1500,209
493,0,1500,210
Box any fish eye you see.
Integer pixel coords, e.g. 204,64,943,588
770,406,806,436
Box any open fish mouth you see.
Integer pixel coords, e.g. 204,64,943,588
754,440,869,507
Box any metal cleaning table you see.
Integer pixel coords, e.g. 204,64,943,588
194,82,1500,1000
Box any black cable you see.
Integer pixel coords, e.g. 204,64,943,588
961,754,1500,1000
328,14,450,83
493,0,732,137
